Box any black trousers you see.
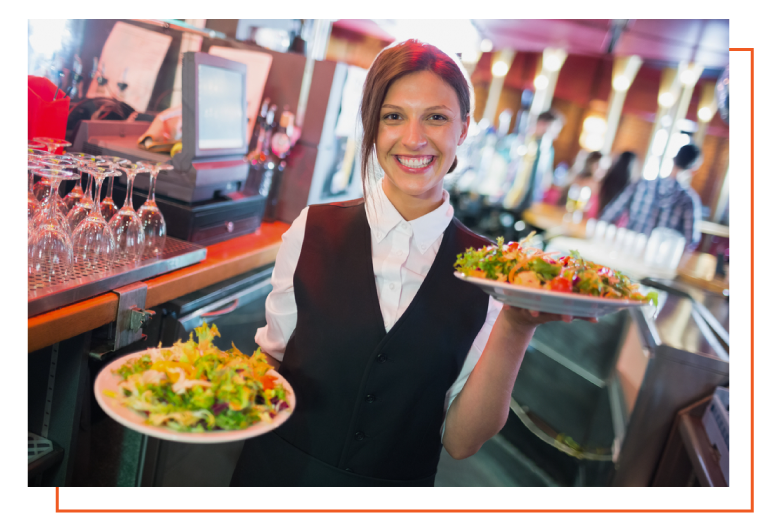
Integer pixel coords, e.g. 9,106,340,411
230,431,436,487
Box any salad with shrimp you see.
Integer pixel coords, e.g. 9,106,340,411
454,234,657,304
103,322,290,433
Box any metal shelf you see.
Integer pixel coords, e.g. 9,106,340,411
28,237,207,317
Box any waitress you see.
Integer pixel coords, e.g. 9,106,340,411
231,39,582,487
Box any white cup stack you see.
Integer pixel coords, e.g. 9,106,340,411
585,218,597,239
604,223,617,245
644,227,686,270
632,232,648,259
593,220,608,241
620,230,637,257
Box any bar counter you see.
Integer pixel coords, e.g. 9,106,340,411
27,222,290,353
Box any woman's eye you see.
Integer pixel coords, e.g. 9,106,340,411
383,113,401,120
429,114,447,122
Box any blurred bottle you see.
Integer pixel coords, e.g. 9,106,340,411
262,105,293,222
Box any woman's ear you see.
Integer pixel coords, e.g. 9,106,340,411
458,115,470,146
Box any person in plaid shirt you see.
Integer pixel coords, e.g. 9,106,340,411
599,144,703,250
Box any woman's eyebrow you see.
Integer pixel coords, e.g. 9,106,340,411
381,104,454,112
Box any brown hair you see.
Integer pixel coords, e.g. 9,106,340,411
580,151,604,178
359,39,472,196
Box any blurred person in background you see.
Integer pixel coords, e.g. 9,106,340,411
599,144,703,249
558,151,604,219
503,110,563,216
596,151,637,218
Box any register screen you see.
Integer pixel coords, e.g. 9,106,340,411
197,64,245,150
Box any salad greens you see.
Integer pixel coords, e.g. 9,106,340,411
454,235,657,305
104,322,290,433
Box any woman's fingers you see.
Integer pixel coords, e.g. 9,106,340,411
503,306,599,325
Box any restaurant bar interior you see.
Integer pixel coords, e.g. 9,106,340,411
27,18,730,488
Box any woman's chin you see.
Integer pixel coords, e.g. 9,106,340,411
384,175,443,201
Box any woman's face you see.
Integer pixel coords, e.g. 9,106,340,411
375,70,469,205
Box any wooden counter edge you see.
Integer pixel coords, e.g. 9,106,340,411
28,292,119,353
28,222,289,353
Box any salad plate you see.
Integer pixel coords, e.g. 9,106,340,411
453,235,656,318
455,272,650,318
95,348,296,444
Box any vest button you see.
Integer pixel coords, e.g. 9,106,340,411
376,354,387,363
365,394,375,403
354,431,365,441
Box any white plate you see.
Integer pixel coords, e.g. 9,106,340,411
94,349,296,444
455,272,651,318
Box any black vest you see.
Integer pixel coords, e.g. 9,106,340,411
232,199,490,486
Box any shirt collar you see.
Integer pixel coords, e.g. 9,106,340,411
366,179,453,252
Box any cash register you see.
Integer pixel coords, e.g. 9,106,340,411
72,52,267,246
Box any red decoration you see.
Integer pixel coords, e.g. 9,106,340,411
28,75,70,146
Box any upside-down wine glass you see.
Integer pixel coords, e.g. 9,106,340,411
28,159,45,239
28,167,80,282
71,165,120,275
29,148,52,201
108,161,145,263
61,150,90,210
31,138,71,205
97,156,129,222
32,155,77,233
39,155,79,219
66,154,105,233
137,162,172,256
27,146,49,206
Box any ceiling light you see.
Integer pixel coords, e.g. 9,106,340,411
612,75,630,91
680,68,697,86
492,61,509,77
583,116,607,133
542,48,566,72
697,107,713,122
658,92,675,108
480,39,493,52
534,74,549,90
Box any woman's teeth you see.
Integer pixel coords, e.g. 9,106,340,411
397,156,433,169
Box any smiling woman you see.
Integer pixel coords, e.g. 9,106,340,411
360,40,473,219
229,39,585,488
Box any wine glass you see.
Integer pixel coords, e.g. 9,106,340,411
28,141,46,151
72,166,120,276
136,162,172,256
32,155,78,232
33,136,71,202
33,137,72,155
60,151,93,210
28,159,45,239
66,154,105,233
28,167,80,282
27,146,49,208
96,156,129,222
40,155,79,218
108,161,145,263
29,148,52,201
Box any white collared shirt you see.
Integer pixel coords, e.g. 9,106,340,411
256,180,503,424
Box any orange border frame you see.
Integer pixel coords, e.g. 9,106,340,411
55,47,753,514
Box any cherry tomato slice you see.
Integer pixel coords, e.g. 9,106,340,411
548,277,573,292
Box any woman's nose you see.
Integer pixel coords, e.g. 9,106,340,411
402,121,427,150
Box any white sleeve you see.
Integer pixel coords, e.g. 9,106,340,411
254,207,308,362
440,295,504,438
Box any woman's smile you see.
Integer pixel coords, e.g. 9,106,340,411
394,155,436,171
